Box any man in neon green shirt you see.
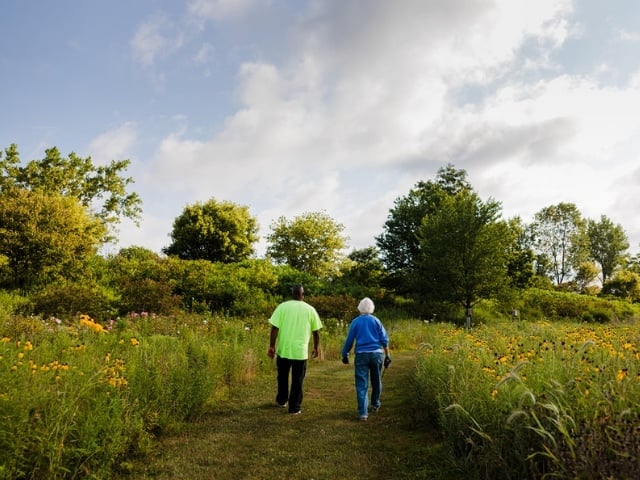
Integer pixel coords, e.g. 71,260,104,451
267,284,322,414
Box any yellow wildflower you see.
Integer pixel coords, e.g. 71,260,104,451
616,369,628,382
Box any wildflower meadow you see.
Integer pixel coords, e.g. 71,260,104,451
0,312,272,479
1,303,640,478
414,320,640,478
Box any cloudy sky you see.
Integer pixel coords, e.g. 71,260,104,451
2,0,640,257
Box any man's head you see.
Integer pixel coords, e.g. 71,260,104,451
292,284,304,300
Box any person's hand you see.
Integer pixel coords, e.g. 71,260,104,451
267,347,275,358
341,356,349,364
311,348,318,359
384,355,391,368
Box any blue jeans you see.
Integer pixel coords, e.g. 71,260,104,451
276,356,307,413
354,352,383,418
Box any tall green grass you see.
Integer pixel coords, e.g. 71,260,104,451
3,302,639,479
0,313,274,479
413,320,640,479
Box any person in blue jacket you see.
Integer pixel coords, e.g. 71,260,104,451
341,297,391,421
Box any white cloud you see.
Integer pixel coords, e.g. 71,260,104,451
88,122,137,165
194,42,215,64
130,15,184,67
138,0,640,256
619,29,640,42
188,0,257,23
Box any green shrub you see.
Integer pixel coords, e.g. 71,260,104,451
28,281,117,321
0,290,28,320
308,294,358,322
117,277,182,316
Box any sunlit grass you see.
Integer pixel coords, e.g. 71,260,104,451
414,320,640,479
3,308,640,479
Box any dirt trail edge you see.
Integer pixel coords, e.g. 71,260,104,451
122,351,448,480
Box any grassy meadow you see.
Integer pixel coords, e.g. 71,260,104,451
414,319,640,479
1,306,639,478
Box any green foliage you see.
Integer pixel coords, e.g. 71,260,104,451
266,211,348,279
330,246,388,298
504,216,535,290
0,144,142,234
126,334,215,432
164,198,259,262
28,280,118,320
0,290,29,322
520,288,639,322
376,164,472,287
0,329,148,478
108,247,181,315
586,215,629,284
307,294,358,322
530,202,586,285
170,258,279,316
413,320,640,479
0,188,106,290
271,264,325,297
602,269,640,302
418,189,511,311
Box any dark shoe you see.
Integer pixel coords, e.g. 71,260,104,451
276,402,287,408
371,406,380,413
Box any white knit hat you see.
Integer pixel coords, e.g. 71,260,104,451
357,297,375,314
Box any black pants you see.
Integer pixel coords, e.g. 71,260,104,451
276,356,307,413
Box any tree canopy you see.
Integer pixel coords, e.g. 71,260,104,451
0,144,142,239
266,211,348,279
530,202,586,285
376,164,471,273
586,215,629,285
417,189,511,311
0,188,106,289
376,164,471,290
163,198,259,263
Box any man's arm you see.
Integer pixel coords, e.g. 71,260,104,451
311,330,320,358
267,326,278,358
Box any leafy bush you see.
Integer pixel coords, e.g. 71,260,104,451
28,281,117,320
0,290,28,320
308,294,358,322
521,288,640,323
118,277,182,316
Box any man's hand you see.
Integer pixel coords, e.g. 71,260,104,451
267,347,275,358
311,348,318,359
342,356,349,364
384,355,391,368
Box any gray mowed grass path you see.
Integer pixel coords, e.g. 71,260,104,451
121,351,453,480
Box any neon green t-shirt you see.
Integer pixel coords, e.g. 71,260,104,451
269,300,322,360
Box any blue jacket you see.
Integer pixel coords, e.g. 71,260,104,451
341,314,388,356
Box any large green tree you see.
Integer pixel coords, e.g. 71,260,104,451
163,198,259,262
0,188,106,289
417,189,511,313
376,164,471,290
0,144,142,239
529,202,586,285
266,211,348,279
586,215,629,285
